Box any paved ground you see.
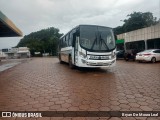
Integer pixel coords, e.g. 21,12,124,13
0,59,30,72
0,57,160,120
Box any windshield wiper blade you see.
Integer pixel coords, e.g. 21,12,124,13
91,32,97,50
99,34,109,50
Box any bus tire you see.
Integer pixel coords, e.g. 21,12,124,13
69,56,74,69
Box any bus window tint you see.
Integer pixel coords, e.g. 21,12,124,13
98,27,115,50
68,32,72,46
80,26,96,50
66,35,68,47
63,37,66,47
80,26,115,51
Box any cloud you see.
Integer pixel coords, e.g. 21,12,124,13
0,0,159,49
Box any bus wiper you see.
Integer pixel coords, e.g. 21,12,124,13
99,34,109,50
91,32,98,50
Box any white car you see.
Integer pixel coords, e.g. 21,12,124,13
136,49,160,63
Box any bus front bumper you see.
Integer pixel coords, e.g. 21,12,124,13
79,59,116,68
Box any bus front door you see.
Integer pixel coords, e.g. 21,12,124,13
74,37,78,65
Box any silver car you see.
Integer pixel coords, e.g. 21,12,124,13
136,49,160,63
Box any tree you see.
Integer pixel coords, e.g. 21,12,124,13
17,27,63,56
114,12,158,35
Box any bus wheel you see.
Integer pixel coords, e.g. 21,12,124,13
69,56,74,69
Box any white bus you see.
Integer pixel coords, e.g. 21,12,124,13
58,25,116,68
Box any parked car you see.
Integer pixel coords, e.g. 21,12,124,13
124,49,138,61
116,50,125,59
136,49,160,63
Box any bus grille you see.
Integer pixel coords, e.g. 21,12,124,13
87,62,110,66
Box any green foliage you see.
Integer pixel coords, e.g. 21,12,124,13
17,27,63,56
114,12,158,35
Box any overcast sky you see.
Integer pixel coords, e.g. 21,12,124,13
0,0,159,49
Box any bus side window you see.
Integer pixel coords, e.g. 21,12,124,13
60,39,63,48
72,33,76,47
69,32,72,46
66,35,69,47
63,37,66,47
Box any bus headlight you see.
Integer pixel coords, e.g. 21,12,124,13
79,51,86,58
81,59,86,64
111,51,116,59
111,60,116,64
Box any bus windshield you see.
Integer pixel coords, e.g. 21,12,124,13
80,26,115,52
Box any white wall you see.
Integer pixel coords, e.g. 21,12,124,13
117,23,160,42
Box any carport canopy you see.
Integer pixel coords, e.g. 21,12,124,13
0,11,22,37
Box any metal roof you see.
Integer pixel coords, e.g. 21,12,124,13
0,11,23,37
